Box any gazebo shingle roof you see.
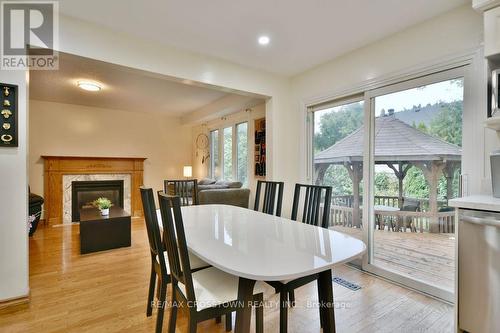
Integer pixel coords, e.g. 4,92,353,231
314,116,462,164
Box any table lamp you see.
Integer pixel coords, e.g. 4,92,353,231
183,166,192,179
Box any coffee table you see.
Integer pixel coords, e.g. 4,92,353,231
79,207,131,254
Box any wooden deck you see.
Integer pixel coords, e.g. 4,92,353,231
333,226,455,292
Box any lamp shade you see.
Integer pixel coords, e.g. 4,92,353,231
183,166,192,178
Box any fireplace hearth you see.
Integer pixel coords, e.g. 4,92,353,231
71,180,124,222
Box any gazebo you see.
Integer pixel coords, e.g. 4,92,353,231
314,115,461,232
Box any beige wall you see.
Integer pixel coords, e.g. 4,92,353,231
29,100,193,204
56,14,297,196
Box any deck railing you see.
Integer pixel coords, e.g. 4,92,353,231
329,204,455,233
332,195,449,211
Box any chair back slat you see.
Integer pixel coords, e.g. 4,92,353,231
254,180,284,216
157,192,196,303
291,183,332,228
313,187,321,225
307,187,315,225
140,187,168,273
302,186,310,223
262,183,269,212
164,179,199,206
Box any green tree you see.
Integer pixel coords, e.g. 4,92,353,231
403,166,428,199
314,102,363,152
322,165,353,196
428,101,462,147
412,121,428,134
374,172,399,197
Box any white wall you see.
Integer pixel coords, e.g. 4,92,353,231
0,70,29,302
292,6,482,100
291,5,486,195
29,100,193,204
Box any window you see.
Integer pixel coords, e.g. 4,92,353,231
209,122,248,183
236,122,248,185
223,127,233,180
209,130,219,179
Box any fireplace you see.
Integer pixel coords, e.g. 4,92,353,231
71,180,124,222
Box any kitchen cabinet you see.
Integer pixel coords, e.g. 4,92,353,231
485,6,500,58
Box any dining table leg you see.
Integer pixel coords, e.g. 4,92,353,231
318,269,336,333
235,277,256,333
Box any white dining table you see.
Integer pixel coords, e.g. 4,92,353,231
157,204,366,333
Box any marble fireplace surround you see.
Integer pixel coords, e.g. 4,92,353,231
62,174,131,223
42,156,146,225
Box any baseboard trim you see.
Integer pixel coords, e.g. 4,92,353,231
0,295,30,311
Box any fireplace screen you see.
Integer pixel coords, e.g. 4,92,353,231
71,180,124,222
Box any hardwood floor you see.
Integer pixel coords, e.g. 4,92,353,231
0,219,453,332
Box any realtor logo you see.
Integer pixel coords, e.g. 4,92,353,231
1,1,58,70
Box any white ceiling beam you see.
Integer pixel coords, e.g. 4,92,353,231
181,94,264,125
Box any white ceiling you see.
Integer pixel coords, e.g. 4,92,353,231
59,0,469,76
30,52,257,116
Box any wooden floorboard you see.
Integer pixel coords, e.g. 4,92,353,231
333,226,455,292
0,219,453,332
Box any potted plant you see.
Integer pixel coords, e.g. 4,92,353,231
93,197,113,216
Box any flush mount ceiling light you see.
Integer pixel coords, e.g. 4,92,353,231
77,81,102,92
258,35,270,46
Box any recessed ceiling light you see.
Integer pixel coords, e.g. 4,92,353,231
258,35,270,46
77,81,102,92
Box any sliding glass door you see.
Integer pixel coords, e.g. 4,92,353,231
310,67,465,301
365,69,464,301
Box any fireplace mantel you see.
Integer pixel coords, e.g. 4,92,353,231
42,156,146,224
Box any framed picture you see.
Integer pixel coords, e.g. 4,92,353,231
1,84,18,147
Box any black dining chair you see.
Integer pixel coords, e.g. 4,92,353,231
164,179,199,206
277,183,333,332
254,180,284,216
291,183,332,228
140,187,209,333
158,192,265,333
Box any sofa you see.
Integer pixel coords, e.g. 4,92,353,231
197,178,250,208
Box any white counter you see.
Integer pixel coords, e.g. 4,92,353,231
449,195,500,212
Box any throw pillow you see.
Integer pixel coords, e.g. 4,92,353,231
199,178,216,185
